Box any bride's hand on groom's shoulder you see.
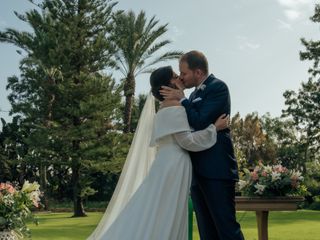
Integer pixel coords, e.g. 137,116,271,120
214,114,230,131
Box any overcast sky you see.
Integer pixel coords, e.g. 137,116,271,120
0,0,318,123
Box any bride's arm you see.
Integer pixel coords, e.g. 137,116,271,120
173,124,217,152
173,114,228,152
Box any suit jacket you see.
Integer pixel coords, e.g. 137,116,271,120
181,74,239,180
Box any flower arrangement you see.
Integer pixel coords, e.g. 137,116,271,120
0,181,41,238
238,162,307,197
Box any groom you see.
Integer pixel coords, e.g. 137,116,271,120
160,50,244,240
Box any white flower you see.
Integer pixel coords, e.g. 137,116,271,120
264,165,272,173
254,183,266,195
290,170,304,181
238,180,247,190
199,84,206,91
22,181,40,193
254,165,261,172
3,195,14,207
28,190,41,206
271,172,281,182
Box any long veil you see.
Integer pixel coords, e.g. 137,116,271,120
87,92,156,239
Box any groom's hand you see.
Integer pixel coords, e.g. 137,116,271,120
160,86,185,101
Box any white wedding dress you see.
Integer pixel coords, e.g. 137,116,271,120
87,95,217,240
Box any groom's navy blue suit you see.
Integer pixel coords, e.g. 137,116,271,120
181,74,244,240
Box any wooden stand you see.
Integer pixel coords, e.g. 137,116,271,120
235,196,304,240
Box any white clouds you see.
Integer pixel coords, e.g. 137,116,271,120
236,36,261,50
276,0,315,21
284,9,301,20
245,42,260,50
277,0,311,8
277,19,293,30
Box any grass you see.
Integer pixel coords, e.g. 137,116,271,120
28,212,101,240
28,210,320,240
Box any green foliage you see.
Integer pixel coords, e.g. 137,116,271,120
261,114,306,170
48,200,108,209
231,112,277,170
282,79,320,164
303,161,320,207
0,0,124,216
111,10,182,132
130,94,147,132
80,187,97,198
300,4,320,78
308,196,320,210
0,0,184,208
279,3,320,168
0,117,31,183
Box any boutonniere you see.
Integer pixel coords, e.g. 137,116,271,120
199,84,206,91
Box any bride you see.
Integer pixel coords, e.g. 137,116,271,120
87,66,229,240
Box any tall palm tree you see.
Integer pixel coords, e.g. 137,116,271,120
111,10,182,133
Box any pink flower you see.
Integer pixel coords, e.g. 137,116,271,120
0,183,16,194
241,163,306,197
273,164,288,173
251,171,259,181
33,199,39,208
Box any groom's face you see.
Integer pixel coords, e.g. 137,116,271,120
169,72,185,90
179,61,197,89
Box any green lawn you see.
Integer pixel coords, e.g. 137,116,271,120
28,212,101,240
28,210,320,240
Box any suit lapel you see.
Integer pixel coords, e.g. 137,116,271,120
189,74,215,102
202,74,215,87
194,75,214,98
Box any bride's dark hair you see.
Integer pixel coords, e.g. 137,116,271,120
150,66,173,101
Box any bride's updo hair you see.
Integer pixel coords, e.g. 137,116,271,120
150,66,173,101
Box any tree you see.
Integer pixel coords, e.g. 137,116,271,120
261,114,305,170
231,112,277,170
282,80,319,161
300,4,320,78
130,94,147,132
111,10,182,133
281,3,320,166
0,117,30,183
0,0,122,216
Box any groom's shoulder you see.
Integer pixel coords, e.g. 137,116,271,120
206,74,228,91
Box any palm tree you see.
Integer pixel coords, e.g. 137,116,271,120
111,10,182,133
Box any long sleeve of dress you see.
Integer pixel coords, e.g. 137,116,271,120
173,124,217,152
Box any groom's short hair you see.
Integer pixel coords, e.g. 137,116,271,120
180,50,208,75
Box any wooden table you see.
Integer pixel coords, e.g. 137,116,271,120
235,196,304,240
